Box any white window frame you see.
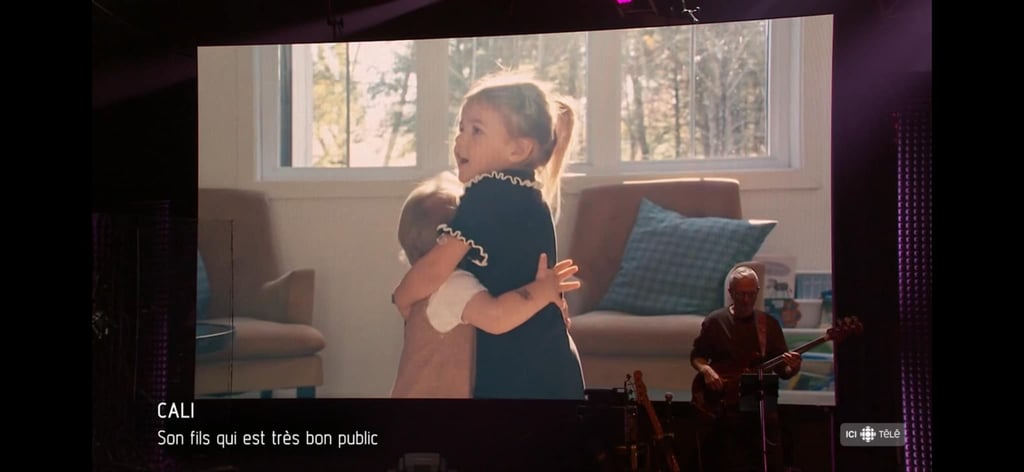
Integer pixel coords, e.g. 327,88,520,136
255,18,806,183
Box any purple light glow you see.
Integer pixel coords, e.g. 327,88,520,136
896,92,932,472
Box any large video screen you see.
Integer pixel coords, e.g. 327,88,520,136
195,14,837,405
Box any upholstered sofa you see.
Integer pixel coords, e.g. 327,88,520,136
195,188,326,398
566,178,767,395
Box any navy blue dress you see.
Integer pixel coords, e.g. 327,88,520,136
439,169,585,400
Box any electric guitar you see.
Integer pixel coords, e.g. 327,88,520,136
634,370,681,472
691,316,863,419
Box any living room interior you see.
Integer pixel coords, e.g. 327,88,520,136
93,1,931,471
192,12,834,400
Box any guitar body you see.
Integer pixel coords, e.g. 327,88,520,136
691,316,864,420
691,353,762,420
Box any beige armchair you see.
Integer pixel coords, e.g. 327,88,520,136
567,178,766,394
195,188,325,398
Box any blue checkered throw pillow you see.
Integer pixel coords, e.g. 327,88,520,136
596,198,776,316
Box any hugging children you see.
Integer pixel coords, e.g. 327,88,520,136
392,72,586,399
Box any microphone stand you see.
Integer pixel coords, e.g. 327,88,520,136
624,374,638,472
663,392,673,430
748,358,782,472
664,392,676,471
740,358,775,472
757,368,768,472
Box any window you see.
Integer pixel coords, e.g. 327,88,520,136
256,18,804,181
621,22,768,161
446,32,588,165
292,41,417,169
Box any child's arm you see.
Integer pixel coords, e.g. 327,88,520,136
393,234,470,318
462,254,580,334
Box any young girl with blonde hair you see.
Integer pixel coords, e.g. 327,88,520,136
393,72,585,399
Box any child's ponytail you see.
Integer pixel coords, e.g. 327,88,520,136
541,99,575,223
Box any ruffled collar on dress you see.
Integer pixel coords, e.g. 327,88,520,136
464,169,542,191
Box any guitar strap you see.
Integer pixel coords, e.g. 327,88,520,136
755,311,768,357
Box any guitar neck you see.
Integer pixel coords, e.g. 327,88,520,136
757,335,829,371
634,372,681,472
638,397,680,472
639,398,665,438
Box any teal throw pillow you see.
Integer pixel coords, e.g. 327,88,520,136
596,198,776,316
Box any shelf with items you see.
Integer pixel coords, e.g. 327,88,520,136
766,297,832,330
794,271,832,299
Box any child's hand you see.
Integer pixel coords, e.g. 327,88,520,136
534,253,581,307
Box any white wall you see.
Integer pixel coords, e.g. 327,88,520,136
197,16,832,398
